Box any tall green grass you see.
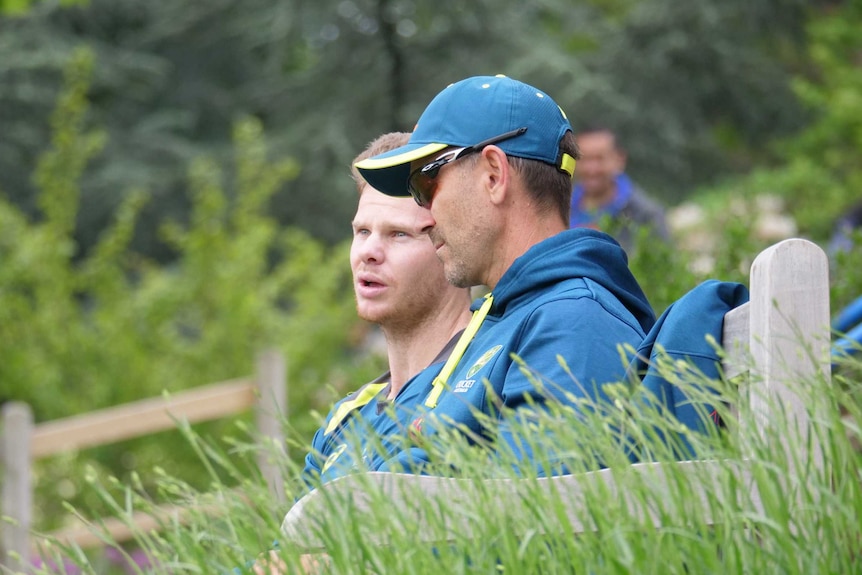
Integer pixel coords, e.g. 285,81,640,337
32,345,862,574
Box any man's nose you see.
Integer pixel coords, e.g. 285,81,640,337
421,204,437,228
359,234,385,262
421,217,436,235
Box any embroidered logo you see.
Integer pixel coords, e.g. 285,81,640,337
453,379,476,393
361,447,373,467
465,345,503,378
409,416,424,439
321,443,348,474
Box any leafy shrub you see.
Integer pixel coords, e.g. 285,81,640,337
0,48,383,531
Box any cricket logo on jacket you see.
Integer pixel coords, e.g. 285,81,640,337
465,345,503,379
453,345,503,394
321,443,348,474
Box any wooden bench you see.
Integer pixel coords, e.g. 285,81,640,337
279,238,831,549
0,349,288,570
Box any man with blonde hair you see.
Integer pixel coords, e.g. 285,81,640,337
253,132,472,574
300,131,473,484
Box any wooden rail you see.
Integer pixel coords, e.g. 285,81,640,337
30,378,258,458
0,349,287,570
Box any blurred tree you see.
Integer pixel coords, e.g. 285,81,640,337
695,1,862,309
778,0,862,238
0,0,811,263
504,0,810,203
0,49,379,526
0,0,82,16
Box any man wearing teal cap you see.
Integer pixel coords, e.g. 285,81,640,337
355,75,656,475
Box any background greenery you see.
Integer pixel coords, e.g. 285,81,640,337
34,339,862,574
0,0,813,261
1,0,861,570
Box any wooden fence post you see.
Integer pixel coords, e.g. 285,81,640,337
748,238,831,471
2,401,34,572
255,349,287,504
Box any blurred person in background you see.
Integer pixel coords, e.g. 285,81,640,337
828,199,862,257
569,126,670,253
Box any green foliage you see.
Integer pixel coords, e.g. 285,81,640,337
4,2,862,566
0,0,82,16
623,218,751,315
0,48,379,532
785,2,862,178
625,233,697,314
0,0,810,260
31,345,862,575
777,2,862,246
830,236,862,312
716,2,862,242
670,2,862,310
510,0,807,203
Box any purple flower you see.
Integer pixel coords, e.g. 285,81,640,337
31,555,82,575
105,546,160,574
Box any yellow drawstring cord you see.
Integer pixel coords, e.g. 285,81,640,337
424,293,493,408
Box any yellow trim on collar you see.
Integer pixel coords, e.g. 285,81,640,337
324,382,388,436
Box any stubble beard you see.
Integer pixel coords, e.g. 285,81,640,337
432,171,484,289
356,283,444,337
444,259,474,289
436,228,484,289
434,236,475,288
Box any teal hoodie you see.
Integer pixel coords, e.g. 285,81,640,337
630,279,749,460
380,228,656,475
300,335,459,488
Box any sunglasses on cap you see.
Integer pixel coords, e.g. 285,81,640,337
406,127,527,207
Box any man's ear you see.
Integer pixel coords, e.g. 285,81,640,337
480,146,510,206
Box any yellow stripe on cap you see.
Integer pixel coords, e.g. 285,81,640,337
560,153,576,177
354,142,449,170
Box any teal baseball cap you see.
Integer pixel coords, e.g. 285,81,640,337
355,75,575,198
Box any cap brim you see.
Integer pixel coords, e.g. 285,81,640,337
355,142,448,197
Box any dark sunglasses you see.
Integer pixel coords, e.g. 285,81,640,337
407,127,527,207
